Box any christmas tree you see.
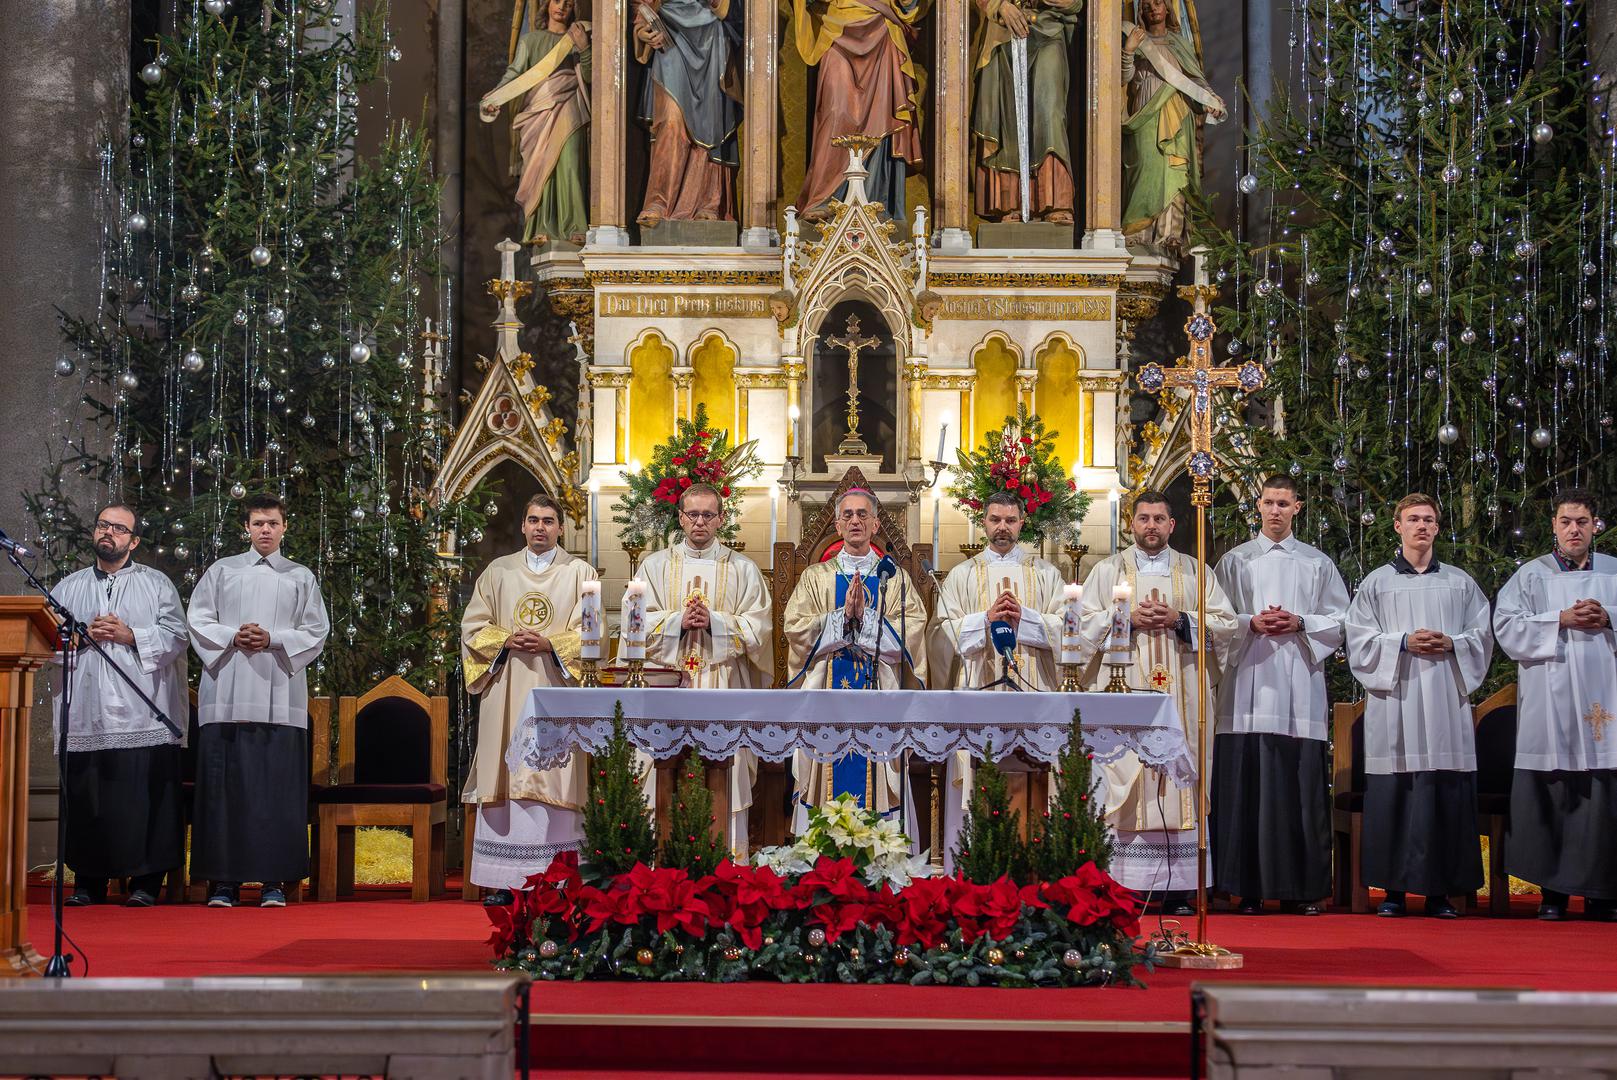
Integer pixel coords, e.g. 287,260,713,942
659,757,722,877
1201,0,1613,597
952,746,1031,884
27,0,479,693
581,705,657,877
1031,710,1112,881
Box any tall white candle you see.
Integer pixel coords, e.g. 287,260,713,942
621,581,648,660
930,487,941,555
1105,582,1133,658
588,479,601,568
1108,489,1120,553
935,421,948,464
1060,582,1084,665
579,581,603,660
788,404,801,458
768,481,780,553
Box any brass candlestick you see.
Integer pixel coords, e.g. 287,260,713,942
578,656,601,688
1103,662,1132,693
624,540,647,577
1059,662,1083,692
625,657,647,688
1063,542,1090,581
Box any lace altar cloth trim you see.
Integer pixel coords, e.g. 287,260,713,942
508,688,1194,788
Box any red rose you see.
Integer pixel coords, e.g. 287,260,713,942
679,477,692,488
720,485,732,497
672,456,687,465
1018,455,1031,466
1067,478,1077,490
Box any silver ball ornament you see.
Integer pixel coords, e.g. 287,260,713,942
1446,87,1465,106
1237,173,1259,195
54,356,76,377
350,506,367,521
126,212,150,234
538,940,560,960
806,928,827,948
350,341,372,364
1459,327,1477,345
1531,121,1553,145
229,481,247,499
320,354,337,370
1440,162,1461,183
249,244,272,267
1529,427,1552,449
1360,510,1377,526
182,349,206,374
1415,279,1433,298
118,371,139,391
139,63,163,85
1437,423,1460,445
1467,240,1486,257
1513,239,1536,259
204,0,226,13
180,283,201,303
1062,949,1082,970
265,306,285,327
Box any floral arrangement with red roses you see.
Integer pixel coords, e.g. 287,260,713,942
610,404,764,546
945,404,1090,544
486,854,1152,987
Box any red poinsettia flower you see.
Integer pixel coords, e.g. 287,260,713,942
484,902,519,958
672,456,687,466
1067,478,1078,490
809,900,868,943
679,477,692,489
796,856,871,904
895,875,957,949
720,485,731,497
951,876,1023,943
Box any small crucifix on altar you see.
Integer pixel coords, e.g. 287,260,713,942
827,314,880,455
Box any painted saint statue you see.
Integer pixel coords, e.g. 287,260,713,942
481,0,592,248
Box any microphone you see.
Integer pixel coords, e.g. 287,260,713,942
0,529,34,559
875,554,899,582
989,619,1019,657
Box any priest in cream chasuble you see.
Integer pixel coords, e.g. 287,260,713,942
783,489,928,826
461,495,594,897
1078,492,1235,906
627,484,773,856
932,491,1071,870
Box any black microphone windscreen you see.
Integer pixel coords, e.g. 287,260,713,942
989,619,1018,656
875,554,899,580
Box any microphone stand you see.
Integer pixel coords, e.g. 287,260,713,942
7,548,179,978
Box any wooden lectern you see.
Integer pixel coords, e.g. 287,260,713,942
0,597,59,977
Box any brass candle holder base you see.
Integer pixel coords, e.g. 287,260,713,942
1102,662,1132,693
625,657,647,688
1154,939,1244,969
578,656,601,688
1059,662,1082,692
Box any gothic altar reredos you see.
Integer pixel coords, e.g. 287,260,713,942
440,0,1216,600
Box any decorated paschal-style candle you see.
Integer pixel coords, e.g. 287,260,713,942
1060,582,1085,665
579,580,603,660
1105,582,1133,659
620,580,648,660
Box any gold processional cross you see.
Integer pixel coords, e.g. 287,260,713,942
827,314,880,455
1131,246,1265,964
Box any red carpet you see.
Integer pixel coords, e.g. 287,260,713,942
23,886,1617,1078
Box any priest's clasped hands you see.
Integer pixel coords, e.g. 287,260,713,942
85,613,136,647
1131,597,1181,632
1559,599,1612,631
682,595,712,632
1250,605,1303,636
987,589,1023,630
506,628,553,654
231,623,272,652
1404,629,1455,656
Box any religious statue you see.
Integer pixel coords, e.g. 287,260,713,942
790,0,931,223
633,0,743,227
972,0,1082,224
480,0,593,248
1120,0,1225,256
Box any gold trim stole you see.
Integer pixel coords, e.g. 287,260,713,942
1119,552,1196,828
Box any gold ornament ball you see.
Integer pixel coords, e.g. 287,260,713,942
849,948,861,962
722,946,743,963
986,948,1005,966
538,940,561,960
1014,950,1027,960
635,948,655,967
894,947,910,967
763,936,775,947
1062,948,1083,969
806,927,827,948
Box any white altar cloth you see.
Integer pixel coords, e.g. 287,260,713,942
507,688,1193,789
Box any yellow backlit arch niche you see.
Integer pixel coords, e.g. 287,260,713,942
689,332,739,435
1034,334,1087,468
627,330,676,465
971,333,1021,449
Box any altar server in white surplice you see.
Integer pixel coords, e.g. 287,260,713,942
782,488,928,830
933,490,1070,870
188,494,330,909
1494,489,1617,922
1211,474,1349,915
462,494,595,904
53,503,189,908
1077,490,1235,913
627,483,772,856
1345,492,1492,919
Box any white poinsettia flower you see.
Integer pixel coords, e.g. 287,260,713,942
753,844,815,876
869,816,909,856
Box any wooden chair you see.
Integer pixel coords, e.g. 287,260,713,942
758,466,940,851
1330,699,1369,913
1472,683,1519,916
168,691,329,903
314,676,448,902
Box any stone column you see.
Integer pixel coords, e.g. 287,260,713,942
904,358,927,464
934,2,972,252
0,0,129,873
783,359,806,457
1084,0,1123,249
673,368,694,421
740,0,779,249
587,0,630,247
